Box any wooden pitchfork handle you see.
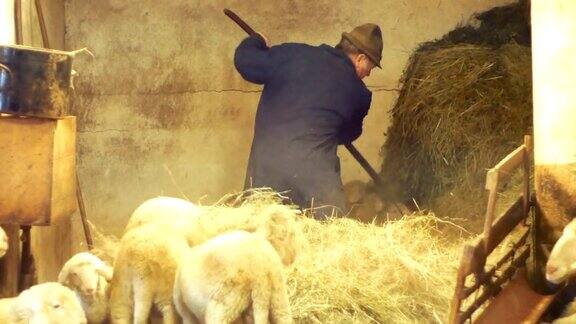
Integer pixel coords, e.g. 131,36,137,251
223,9,267,46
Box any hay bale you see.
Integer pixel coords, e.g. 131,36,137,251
91,193,464,323
380,43,532,216
379,1,532,226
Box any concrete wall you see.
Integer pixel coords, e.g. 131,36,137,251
65,0,514,236
532,0,576,242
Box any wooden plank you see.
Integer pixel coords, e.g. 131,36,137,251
50,117,77,224
474,268,555,324
31,216,72,282
0,116,77,225
522,136,532,223
489,144,527,185
483,180,499,250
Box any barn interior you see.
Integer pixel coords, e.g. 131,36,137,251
0,0,575,323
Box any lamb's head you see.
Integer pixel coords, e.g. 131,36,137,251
258,205,304,266
546,219,576,284
9,282,87,324
0,226,8,258
58,252,113,301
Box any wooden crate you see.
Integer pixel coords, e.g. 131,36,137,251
0,115,77,225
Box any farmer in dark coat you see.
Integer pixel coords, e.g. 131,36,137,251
234,23,383,219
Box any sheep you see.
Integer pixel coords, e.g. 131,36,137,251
124,196,201,234
6,282,87,323
173,230,292,324
0,297,16,320
110,222,190,324
0,226,8,258
58,252,113,324
545,219,576,324
546,218,576,285
552,299,576,324
110,201,302,324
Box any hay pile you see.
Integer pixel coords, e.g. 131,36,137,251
380,1,532,225
91,192,465,323
288,215,463,323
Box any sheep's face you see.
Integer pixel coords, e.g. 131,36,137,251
64,262,101,299
10,282,87,324
546,223,576,284
261,206,303,266
0,227,8,258
59,253,112,302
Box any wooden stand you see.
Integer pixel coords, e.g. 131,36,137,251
0,115,77,296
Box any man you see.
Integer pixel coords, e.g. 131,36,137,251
234,23,382,219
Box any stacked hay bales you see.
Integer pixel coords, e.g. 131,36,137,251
380,1,532,229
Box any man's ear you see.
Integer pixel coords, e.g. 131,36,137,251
357,53,368,64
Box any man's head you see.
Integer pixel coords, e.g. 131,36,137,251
337,23,383,79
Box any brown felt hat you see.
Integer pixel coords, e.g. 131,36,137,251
342,23,383,68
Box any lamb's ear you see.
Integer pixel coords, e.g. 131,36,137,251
96,264,113,281
57,263,71,286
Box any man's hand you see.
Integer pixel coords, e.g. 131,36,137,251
256,32,269,48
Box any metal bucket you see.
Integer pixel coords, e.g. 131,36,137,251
0,45,74,119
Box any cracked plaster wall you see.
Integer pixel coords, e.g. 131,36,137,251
65,0,513,236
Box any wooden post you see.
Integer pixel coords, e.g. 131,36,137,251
483,170,499,251
522,136,532,219
449,244,474,324
0,225,20,297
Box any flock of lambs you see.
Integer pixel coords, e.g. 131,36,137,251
0,195,301,323
0,193,576,323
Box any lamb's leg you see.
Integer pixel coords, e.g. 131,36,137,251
173,285,199,324
133,278,154,324
205,290,250,324
205,300,235,324
251,277,272,324
269,271,292,324
158,303,179,324
109,264,133,324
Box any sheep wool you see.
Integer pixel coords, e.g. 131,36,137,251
174,230,292,324
8,282,87,324
124,196,201,234
0,226,8,259
546,218,576,284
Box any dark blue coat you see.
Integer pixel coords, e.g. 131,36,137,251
234,36,372,217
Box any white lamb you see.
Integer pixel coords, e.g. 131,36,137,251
546,218,576,285
0,226,8,258
546,218,576,324
173,230,292,324
0,297,16,321
110,201,301,324
124,196,201,233
4,282,87,323
58,252,113,324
